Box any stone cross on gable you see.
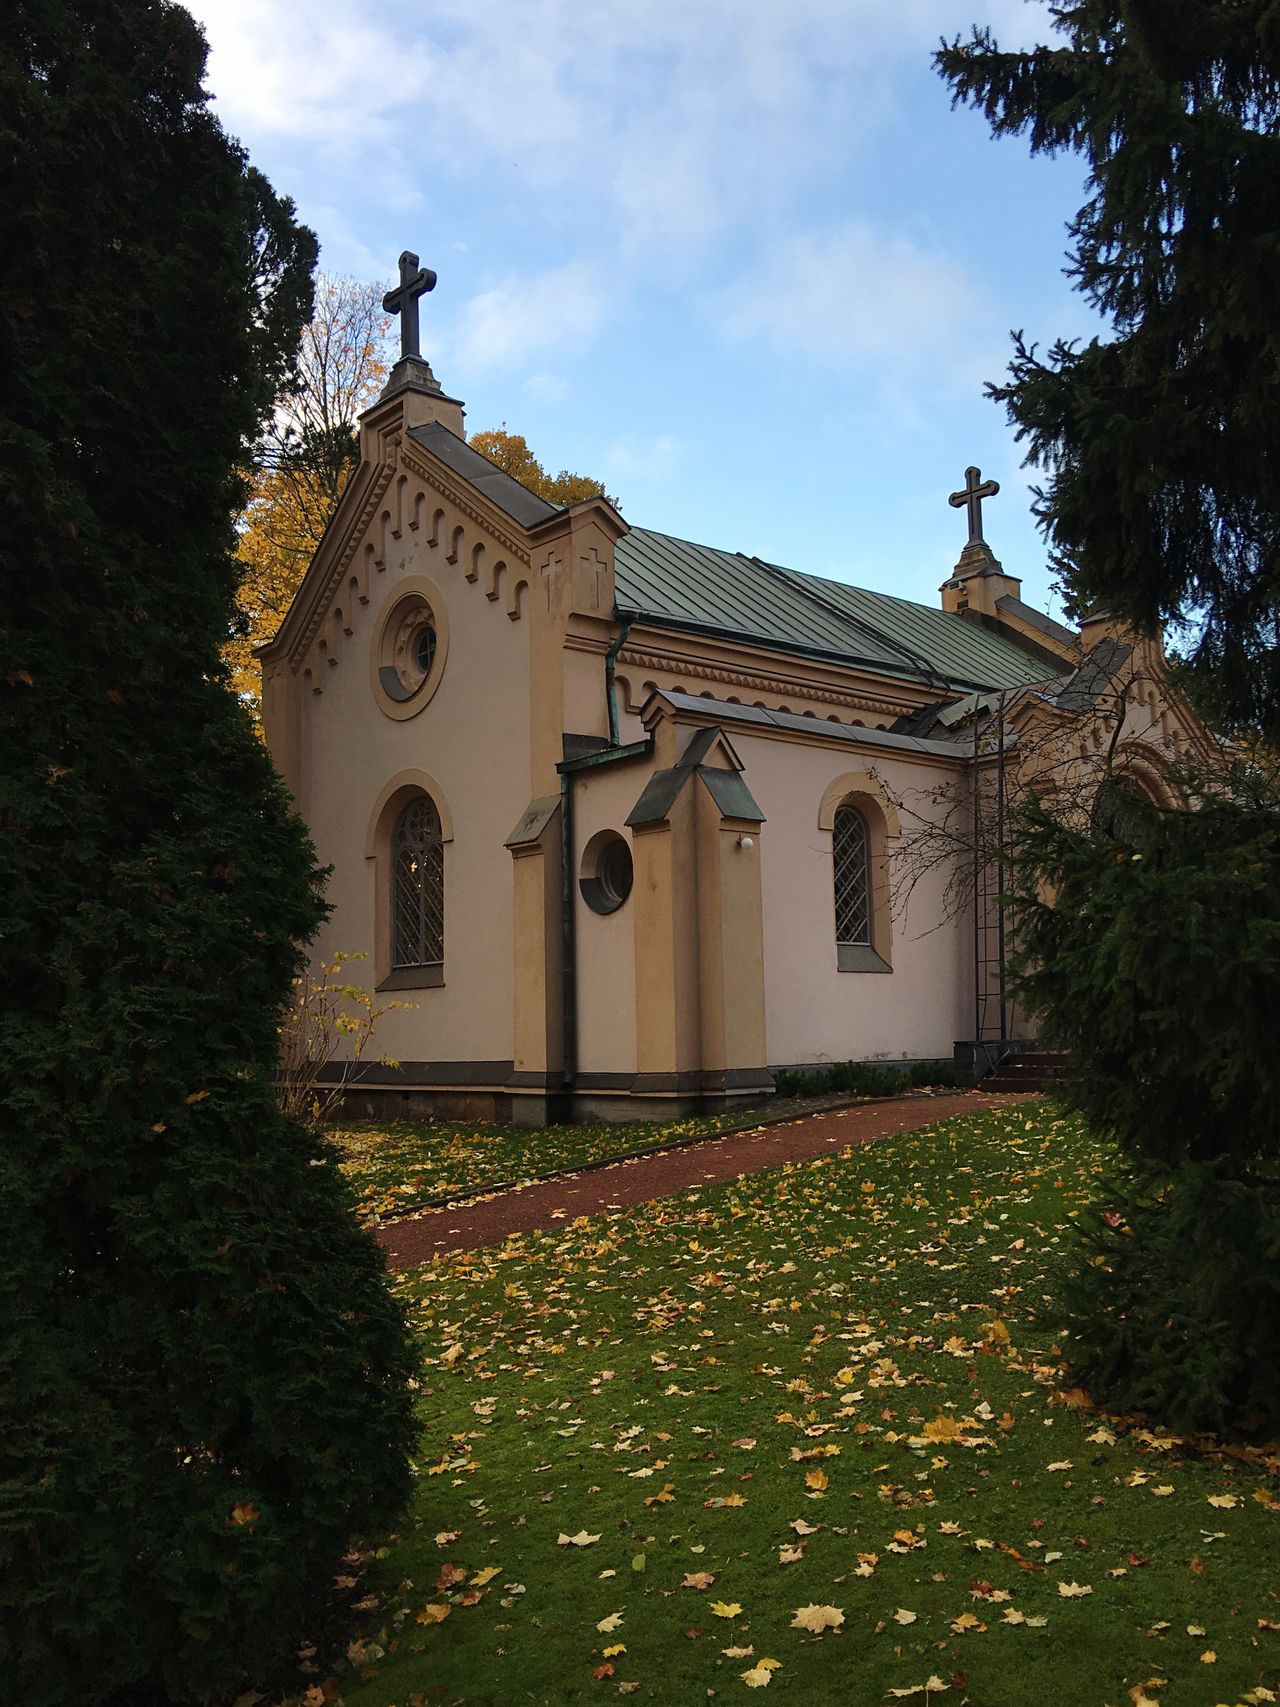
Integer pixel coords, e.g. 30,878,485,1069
383,250,437,362
949,464,1000,547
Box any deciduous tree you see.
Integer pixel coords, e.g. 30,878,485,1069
469,426,615,508
230,275,391,710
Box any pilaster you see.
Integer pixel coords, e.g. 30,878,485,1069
505,796,565,1116
526,499,628,794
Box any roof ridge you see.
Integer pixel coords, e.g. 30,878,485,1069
626,521,745,558
756,557,949,692
613,524,1055,693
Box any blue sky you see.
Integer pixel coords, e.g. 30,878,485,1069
190,0,1102,621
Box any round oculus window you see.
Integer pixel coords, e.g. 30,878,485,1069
580,831,633,915
412,620,437,677
376,590,445,712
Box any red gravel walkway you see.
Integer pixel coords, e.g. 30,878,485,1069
376,1089,1027,1270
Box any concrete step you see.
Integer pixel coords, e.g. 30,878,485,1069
985,1055,1070,1092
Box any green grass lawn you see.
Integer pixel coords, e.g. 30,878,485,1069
328,1110,772,1222
315,1103,1280,1707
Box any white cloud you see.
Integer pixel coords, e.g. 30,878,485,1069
452,263,604,371
605,434,681,481
190,0,1060,262
523,371,570,404
716,221,992,385
195,0,432,140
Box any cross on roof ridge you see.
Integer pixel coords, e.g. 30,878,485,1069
949,464,999,547
383,249,436,362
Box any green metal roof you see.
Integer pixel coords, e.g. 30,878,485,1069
613,525,1053,693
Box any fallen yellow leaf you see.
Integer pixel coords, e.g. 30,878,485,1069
790,1604,845,1633
742,1661,779,1688
922,1415,966,1444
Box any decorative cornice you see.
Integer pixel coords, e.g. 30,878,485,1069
655,698,970,770
290,461,396,668
400,439,531,567
615,647,906,720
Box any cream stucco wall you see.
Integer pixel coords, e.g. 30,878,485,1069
739,734,971,1066
570,760,642,1078
295,515,530,1069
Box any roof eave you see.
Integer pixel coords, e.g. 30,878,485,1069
614,605,1031,697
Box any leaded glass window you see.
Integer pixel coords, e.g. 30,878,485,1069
392,795,444,968
833,804,871,947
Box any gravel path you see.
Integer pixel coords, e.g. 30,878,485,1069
376,1089,1028,1270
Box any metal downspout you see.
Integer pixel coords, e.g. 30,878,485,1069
972,702,981,1046
560,767,577,1103
605,619,632,749
995,691,1008,1043
559,622,639,1109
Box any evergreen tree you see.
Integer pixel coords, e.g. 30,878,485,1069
0,5,416,1702
937,5,1280,738
1005,788,1280,1429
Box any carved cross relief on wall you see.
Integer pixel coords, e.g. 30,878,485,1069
580,546,606,611
538,552,563,614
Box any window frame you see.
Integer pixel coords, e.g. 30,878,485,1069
818,775,898,975
365,771,454,991
390,794,445,980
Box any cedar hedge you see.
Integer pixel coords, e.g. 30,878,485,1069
0,4,417,1701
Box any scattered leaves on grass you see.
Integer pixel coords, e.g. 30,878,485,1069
326,1105,1280,1707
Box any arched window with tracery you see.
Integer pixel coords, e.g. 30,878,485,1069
833,804,872,951
392,794,444,970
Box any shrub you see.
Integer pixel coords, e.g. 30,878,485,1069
1059,1160,1280,1432
1009,790,1280,1428
771,1060,953,1100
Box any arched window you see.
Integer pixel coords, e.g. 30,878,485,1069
392,795,444,970
1092,773,1156,844
833,804,872,949
819,775,896,974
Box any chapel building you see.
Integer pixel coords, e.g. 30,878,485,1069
260,257,1210,1125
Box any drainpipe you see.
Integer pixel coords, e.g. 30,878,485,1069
604,619,631,748
559,765,578,1106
